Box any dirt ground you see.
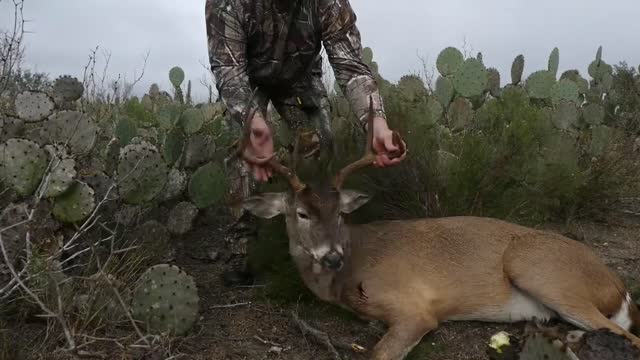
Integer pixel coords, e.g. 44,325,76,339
5,206,640,360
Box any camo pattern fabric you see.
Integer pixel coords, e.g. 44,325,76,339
205,0,386,127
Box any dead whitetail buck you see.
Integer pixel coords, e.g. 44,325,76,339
232,98,640,360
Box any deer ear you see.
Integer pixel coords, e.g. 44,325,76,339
339,190,371,214
242,193,287,219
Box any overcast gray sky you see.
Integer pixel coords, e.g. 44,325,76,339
2,0,640,102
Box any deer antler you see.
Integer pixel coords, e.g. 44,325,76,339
333,96,405,190
228,91,306,193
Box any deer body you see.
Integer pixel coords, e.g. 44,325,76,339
238,98,640,359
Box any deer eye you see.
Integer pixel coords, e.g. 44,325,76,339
297,210,309,220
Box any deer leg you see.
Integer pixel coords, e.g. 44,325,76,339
370,316,437,360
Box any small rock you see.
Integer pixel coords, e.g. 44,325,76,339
268,346,283,354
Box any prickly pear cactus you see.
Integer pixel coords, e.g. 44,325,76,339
548,47,560,77
157,105,182,130
42,145,77,198
452,58,489,98
181,134,216,169
511,55,525,85
590,125,614,156
0,139,48,196
448,97,474,131
560,70,589,95
486,68,501,97
436,47,464,76
14,91,55,122
131,264,199,336
158,168,187,202
40,110,97,155
0,116,24,142
426,98,444,124
52,181,96,223
169,66,185,88
551,101,580,130
435,76,455,107
525,70,556,99
188,161,228,209
180,108,205,134
115,116,138,146
0,203,28,283
583,103,605,125
518,333,572,360
550,79,579,106
51,75,84,103
163,129,185,166
117,141,168,204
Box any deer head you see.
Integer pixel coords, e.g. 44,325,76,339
235,96,405,273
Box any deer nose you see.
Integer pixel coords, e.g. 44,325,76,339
322,251,343,270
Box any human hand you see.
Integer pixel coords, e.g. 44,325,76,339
370,117,407,168
241,114,274,182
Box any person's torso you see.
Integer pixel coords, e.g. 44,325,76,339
239,0,324,90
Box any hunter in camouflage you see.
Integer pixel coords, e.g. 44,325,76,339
205,0,406,286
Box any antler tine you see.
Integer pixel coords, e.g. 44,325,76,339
333,96,377,190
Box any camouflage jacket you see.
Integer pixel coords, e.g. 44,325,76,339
205,0,385,126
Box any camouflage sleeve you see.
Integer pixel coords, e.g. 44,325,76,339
205,0,258,126
319,0,386,124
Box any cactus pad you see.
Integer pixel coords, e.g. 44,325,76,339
43,145,77,198
518,332,572,360
14,91,55,122
452,58,489,98
0,116,24,142
486,68,501,97
0,139,48,196
362,47,374,64
163,129,185,166
435,76,455,107
550,79,579,106
511,55,525,85
560,70,589,94
115,116,138,146
131,264,199,336
157,105,182,130
52,181,96,223
188,161,228,208
426,98,444,124
158,168,187,202
436,47,464,76
167,202,199,235
181,134,216,169
169,66,185,88
40,110,97,155
447,97,474,131
525,70,556,99
52,75,84,102
548,47,560,76
117,141,168,204
588,59,613,82
551,101,579,130
180,108,205,134
583,103,605,125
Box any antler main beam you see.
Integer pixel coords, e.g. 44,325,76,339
333,96,405,190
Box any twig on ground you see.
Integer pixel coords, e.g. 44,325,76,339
210,302,252,309
290,310,343,360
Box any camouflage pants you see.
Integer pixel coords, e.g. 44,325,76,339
224,74,334,262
